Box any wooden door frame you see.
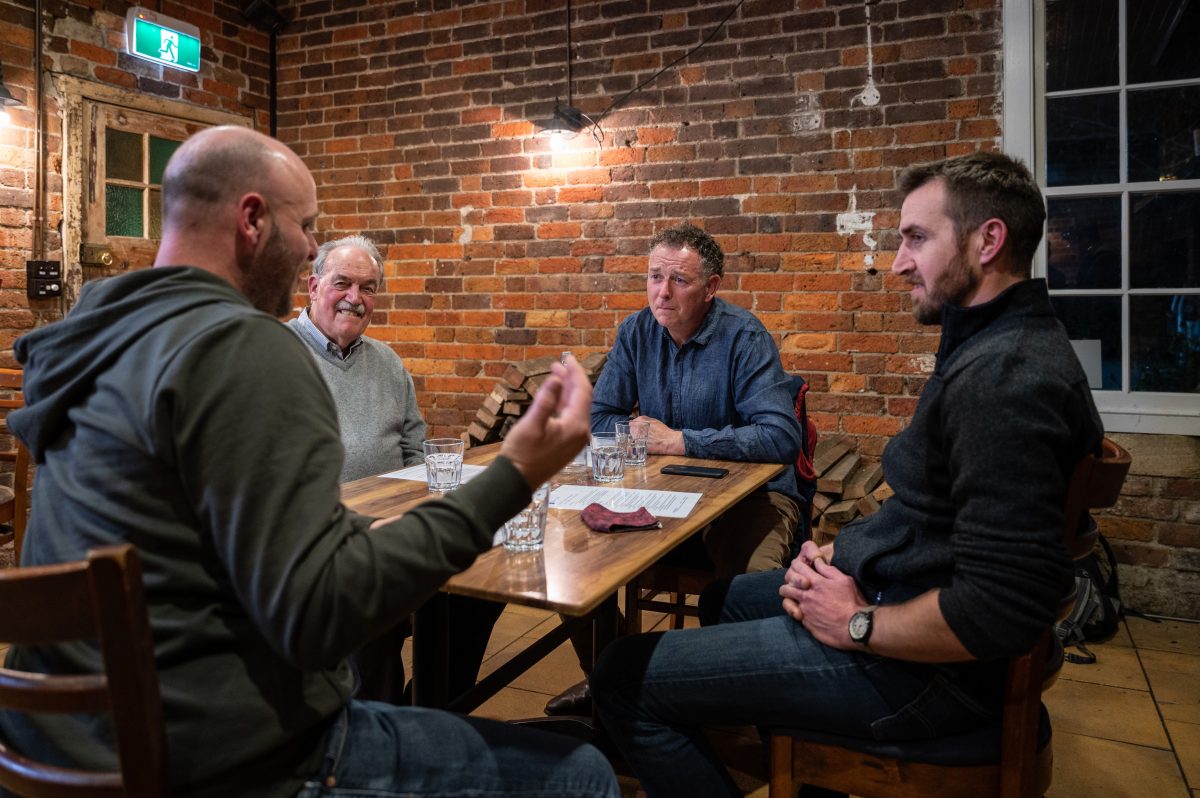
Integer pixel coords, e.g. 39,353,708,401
52,75,250,307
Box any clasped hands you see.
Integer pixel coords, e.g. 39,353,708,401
779,540,871,650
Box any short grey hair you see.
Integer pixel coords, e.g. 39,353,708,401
312,235,385,283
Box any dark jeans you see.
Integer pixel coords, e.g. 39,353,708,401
351,595,505,704
590,569,999,798
294,700,619,797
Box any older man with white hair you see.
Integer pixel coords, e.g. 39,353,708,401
288,235,425,481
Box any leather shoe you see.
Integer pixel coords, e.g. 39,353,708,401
544,679,592,716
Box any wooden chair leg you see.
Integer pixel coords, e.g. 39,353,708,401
769,733,794,798
670,591,686,629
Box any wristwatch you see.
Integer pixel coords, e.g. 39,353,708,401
848,605,877,647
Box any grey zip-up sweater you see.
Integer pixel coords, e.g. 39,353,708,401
833,279,1103,661
0,267,529,798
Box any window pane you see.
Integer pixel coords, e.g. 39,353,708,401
1127,0,1200,84
150,187,162,238
1045,0,1118,91
1131,294,1200,392
1130,191,1200,289
105,128,142,182
1049,295,1122,390
1046,94,1119,186
105,184,144,237
1046,196,1122,289
149,136,182,185
1127,86,1200,183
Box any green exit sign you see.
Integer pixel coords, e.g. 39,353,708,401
125,8,201,72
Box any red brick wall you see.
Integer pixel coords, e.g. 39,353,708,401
0,0,270,354
0,0,1194,618
276,0,1007,440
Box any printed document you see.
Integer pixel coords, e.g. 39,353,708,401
549,485,701,518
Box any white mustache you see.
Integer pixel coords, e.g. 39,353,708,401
335,300,365,316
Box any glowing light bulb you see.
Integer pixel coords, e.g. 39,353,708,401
549,131,567,152
0,108,10,127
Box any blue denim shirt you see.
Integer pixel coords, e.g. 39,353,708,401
592,298,802,502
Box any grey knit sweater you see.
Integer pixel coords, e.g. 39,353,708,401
287,309,426,481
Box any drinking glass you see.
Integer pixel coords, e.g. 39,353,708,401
616,420,650,466
423,438,464,492
590,433,625,483
503,482,551,552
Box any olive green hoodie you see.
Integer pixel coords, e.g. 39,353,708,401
2,266,529,797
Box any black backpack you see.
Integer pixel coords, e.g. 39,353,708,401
1055,525,1122,665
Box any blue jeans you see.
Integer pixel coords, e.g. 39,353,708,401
294,701,619,797
591,570,999,798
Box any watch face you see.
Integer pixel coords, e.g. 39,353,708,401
849,611,871,642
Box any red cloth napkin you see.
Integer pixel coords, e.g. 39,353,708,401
580,503,662,532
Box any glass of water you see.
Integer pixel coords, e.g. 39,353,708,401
590,433,625,483
615,419,650,466
423,438,464,492
503,482,551,552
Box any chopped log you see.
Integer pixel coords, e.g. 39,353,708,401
580,351,608,378
500,415,517,438
474,408,503,431
823,499,859,525
502,400,529,416
468,421,501,444
871,481,894,503
856,494,881,517
813,436,853,475
818,452,861,495
482,394,503,415
812,492,833,516
842,460,883,500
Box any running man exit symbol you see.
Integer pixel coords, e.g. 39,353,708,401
125,7,201,72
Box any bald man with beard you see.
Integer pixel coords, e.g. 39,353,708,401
1,126,618,798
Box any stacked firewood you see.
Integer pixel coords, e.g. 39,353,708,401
465,353,608,446
809,435,893,546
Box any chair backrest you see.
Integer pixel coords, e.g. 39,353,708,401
0,392,31,565
997,436,1131,796
1062,437,1131,559
0,545,169,798
788,375,819,538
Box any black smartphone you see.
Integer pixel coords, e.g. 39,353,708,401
660,464,728,479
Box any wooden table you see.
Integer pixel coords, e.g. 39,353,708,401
341,443,784,712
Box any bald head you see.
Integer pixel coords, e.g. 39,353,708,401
155,126,319,316
161,126,306,230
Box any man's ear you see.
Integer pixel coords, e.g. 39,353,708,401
977,218,1008,266
704,274,722,301
237,193,268,246
307,273,320,299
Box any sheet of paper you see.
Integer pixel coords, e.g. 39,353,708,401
381,463,487,483
548,485,702,518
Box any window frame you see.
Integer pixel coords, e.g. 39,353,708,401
1003,0,1200,436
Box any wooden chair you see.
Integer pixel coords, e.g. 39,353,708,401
0,544,169,797
766,438,1131,798
0,391,31,565
624,375,819,633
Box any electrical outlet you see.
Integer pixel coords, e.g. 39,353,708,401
26,260,63,299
